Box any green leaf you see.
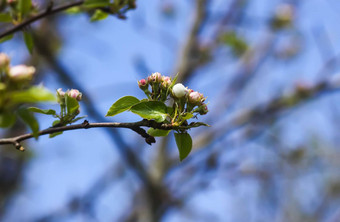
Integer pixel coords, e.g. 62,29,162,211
174,133,192,161
106,96,140,117
65,95,79,114
52,119,61,127
65,6,82,14
90,9,109,22
49,131,63,138
0,13,12,22
70,116,86,123
170,73,179,88
0,112,16,128
23,31,34,54
189,122,210,128
181,113,193,121
28,107,56,116
147,128,170,137
18,107,39,139
130,101,168,123
84,0,110,8
0,34,14,43
10,86,56,104
18,0,32,16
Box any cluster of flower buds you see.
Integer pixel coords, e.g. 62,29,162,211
138,73,208,119
138,72,175,102
57,88,82,104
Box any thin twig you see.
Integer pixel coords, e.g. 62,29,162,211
0,119,201,150
0,0,84,39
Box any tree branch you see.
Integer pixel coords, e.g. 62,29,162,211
0,119,201,151
0,0,84,39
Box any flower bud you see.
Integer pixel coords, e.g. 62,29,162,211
68,89,82,101
57,88,65,97
197,103,208,115
148,72,162,83
188,91,204,104
138,78,148,90
8,65,35,81
172,83,187,98
0,53,10,69
161,76,172,88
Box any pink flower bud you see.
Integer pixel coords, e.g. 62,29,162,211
57,88,65,97
0,53,10,68
197,103,208,115
172,83,187,98
8,65,35,81
188,91,204,104
148,72,162,83
68,89,82,101
138,78,149,90
161,76,172,88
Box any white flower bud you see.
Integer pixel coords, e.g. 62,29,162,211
172,83,187,98
8,65,35,81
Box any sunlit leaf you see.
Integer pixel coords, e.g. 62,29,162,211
10,86,56,104
130,101,168,123
90,9,109,22
28,107,56,116
18,0,32,16
106,96,140,117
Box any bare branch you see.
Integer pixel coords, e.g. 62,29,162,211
0,119,203,151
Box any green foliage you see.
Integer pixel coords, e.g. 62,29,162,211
23,31,34,54
28,107,56,116
106,96,140,117
147,128,171,137
220,31,248,57
18,0,32,17
0,112,16,128
18,107,39,138
0,34,13,43
84,0,110,8
90,9,109,21
0,13,12,22
130,101,168,123
174,133,192,161
10,86,56,104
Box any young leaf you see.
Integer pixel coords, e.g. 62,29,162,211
174,133,192,161
130,101,168,123
65,95,79,114
0,13,12,22
0,112,16,128
0,34,14,43
49,131,63,138
90,9,109,22
84,0,110,8
18,108,39,139
23,31,34,54
10,86,56,104
147,128,170,137
18,0,32,17
106,96,140,117
28,107,56,116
